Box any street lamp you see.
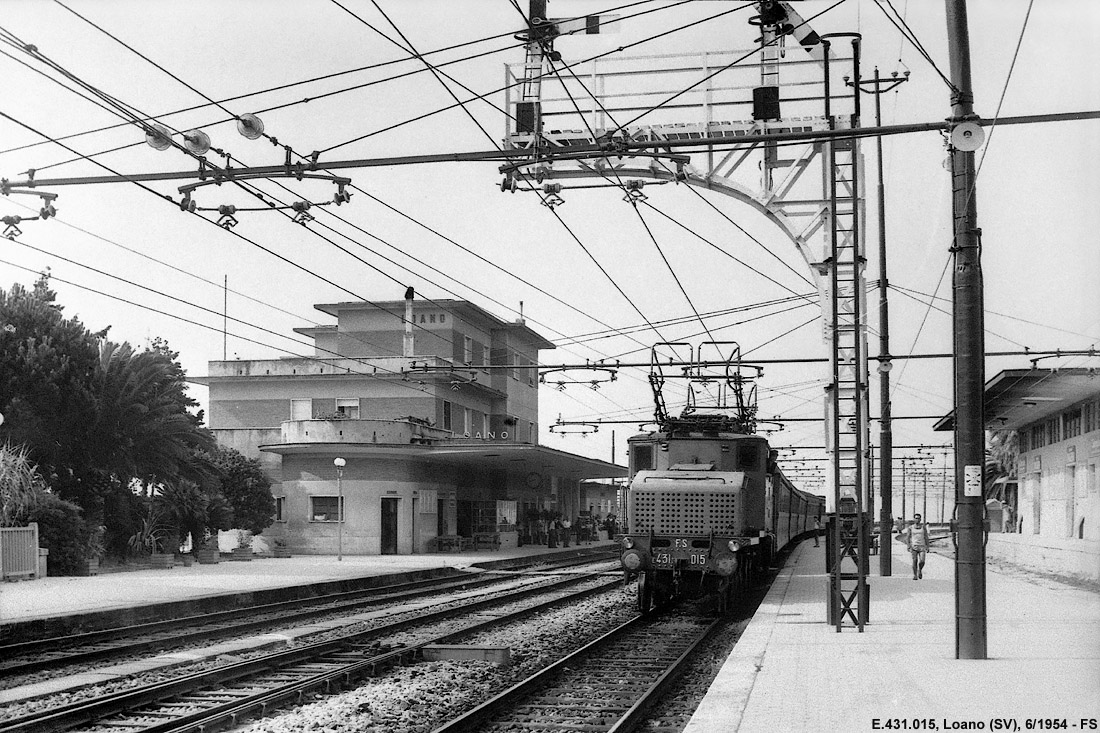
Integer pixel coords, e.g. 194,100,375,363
333,457,346,561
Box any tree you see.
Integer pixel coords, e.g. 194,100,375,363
985,429,1019,500
87,340,214,490
203,446,275,535
156,480,213,552
0,442,44,527
1,275,216,550
0,276,99,479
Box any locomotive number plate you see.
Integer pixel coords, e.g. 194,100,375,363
652,552,709,566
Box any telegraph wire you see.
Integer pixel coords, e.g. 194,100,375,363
351,0,648,416
872,0,957,92
0,252,441,397
969,0,1034,195
890,284,1100,343
10,15,660,387
0,109,432,383
341,1,669,357
889,281,1028,350
2,196,323,328
562,292,814,344
317,2,747,155
1,30,495,360
616,0,844,130
45,0,670,372
2,0,665,161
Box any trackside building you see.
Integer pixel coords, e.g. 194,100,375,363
193,294,625,555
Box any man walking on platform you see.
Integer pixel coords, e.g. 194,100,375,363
907,513,929,580
813,516,821,547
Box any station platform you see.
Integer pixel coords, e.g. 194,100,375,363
684,537,1100,732
0,540,615,637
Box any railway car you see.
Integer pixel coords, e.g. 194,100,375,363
619,343,825,613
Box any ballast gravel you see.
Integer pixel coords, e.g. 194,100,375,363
240,585,636,733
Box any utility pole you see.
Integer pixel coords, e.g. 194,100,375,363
945,0,988,660
855,67,909,577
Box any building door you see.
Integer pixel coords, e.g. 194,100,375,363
411,498,420,553
381,498,399,555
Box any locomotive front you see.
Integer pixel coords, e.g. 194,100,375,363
620,430,772,612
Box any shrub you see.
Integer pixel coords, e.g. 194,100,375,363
25,493,90,575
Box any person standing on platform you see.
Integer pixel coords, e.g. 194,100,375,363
813,516,821,547
561,518,571,548
907,513,929,580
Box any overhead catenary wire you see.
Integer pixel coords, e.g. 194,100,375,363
343,0,671,358
1,0,669,162
872,0,957,92
316,1,747,156
6,9,695,405
0,27,541,369
0,252,443,397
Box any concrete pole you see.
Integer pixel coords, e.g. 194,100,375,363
945,0,987,660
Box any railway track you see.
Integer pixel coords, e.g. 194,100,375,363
0,549,618,682
435,607,721,733
0,566,621,733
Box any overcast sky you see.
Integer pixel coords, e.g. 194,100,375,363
2,0,1097,488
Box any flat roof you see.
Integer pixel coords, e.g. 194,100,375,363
933,368,1100,432
312,299,555,351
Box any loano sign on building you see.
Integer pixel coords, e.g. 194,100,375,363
463,431,510,440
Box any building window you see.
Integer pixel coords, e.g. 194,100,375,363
482,345,490,369
464,336,473,364
1065,408,1082,439
1047,417,1061,445
443,401,453,431
482,413,490,436
512,353,520,380
463,407,472,435
275,497,286,522
1031,424,1046,450
529,421,535,443
310,496,343,522
290,399,311,420
1085,401,1097,433
336,398,360,419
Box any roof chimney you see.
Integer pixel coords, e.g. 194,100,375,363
403,287,415,357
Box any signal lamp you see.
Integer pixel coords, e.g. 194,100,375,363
727,539,741,552
621,536,634,549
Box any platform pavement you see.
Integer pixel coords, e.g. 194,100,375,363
0,540,613,626
684,537,1100,733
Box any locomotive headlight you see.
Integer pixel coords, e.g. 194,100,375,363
727,539,741,552
715,554,739,576
621,549,645,571
621,536,635,549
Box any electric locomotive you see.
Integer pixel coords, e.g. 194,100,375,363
619,343,824,613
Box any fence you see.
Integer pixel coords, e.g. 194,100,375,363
1,522,39,580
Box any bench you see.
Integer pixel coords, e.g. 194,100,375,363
473,532,500,551
429,535,464,552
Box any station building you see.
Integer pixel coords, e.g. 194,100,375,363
193,293,626,555
935,367,1100,581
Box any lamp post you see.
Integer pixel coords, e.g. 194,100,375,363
333,457,346,561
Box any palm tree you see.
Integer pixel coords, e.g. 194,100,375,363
984,429,1019,501
88,341,213,491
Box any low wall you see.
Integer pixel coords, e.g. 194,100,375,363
986,533,1100,583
